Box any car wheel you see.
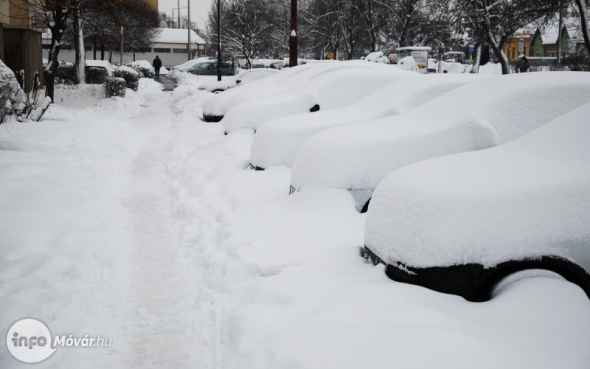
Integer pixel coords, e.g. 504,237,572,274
384,255,590,302
212,89,224,94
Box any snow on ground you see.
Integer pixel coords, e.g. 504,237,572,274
1,73,589,369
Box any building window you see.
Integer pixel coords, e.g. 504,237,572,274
154,48,171,53
173,48,188,53
547,51,556,57
137,47,152,53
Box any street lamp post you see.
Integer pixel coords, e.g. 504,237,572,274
217,0,222,81
188,0,191,61
289,0,297,68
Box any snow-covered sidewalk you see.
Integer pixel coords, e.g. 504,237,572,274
1,78,590,369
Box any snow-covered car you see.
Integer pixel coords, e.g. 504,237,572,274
85,60,114,76
188,61,234,76
249,73,487,170
170,57,210,72
202,60,399,123
197,68,279,93
222,62,411,134
289,72,590,212
363,102,590,302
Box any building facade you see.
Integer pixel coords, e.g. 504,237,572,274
0,0,44,92
43,28,206,68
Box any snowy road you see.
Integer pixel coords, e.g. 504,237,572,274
2,78,590,369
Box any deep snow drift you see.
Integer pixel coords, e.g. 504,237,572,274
1,71,589,369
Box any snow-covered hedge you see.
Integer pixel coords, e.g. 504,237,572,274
86,66,109,84
105,77,126,98
57,62,77,84
126,60,155,78
0,60,26,123
114,66,140,91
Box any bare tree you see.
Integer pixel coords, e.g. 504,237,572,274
454,0,561,74
572,0,590,53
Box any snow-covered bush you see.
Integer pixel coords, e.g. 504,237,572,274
397,56,419,72
114,66,140,91
86,66,109,84
1,60,27,123
1,61,51,123
105,77,126,98
126,60,155,78
364,51,389,64
57,62,77,84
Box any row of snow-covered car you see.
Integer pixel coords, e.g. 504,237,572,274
200,61,590,302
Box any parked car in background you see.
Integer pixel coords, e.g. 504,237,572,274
443,51,466,63
169,57,210,72
198,68,279,93
249,73,487,170
289,72,590,212
202,60,377,123
188,61,234,76
222,62,410,134
363,102,590,302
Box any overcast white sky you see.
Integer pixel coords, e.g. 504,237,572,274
158,0,213,30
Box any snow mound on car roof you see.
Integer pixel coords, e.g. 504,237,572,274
290,72,590,192
222,62,411,133
250,74,488,169
365,102,590,269
202,61,362,118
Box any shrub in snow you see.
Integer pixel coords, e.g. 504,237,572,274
397,56,419,72
86,66,109,84
114,66,140,91
105,77,126,98
364,51,389,64
0,60,26,123
1,61,51,123
57,62,77,84
126,60,155,78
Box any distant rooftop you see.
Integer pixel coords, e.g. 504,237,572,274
155,28,205,45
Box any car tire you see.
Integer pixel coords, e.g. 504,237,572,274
383,255,590,302
212,89,224,94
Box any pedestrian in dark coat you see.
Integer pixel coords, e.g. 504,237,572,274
153,56,162,78
519,55,529,73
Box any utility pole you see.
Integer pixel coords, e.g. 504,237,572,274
187,0,191,60
289,0,297,68
557,0,563,64
177,0,180,28
120,26,124,66
217,0,222,81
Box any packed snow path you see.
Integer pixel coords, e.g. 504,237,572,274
122,93,205,367
1,77,590,369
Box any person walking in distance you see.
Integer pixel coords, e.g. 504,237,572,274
153,55,162,78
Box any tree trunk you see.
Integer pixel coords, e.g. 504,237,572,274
471,43,482,73
44,5,67,102
574,0,590,54
73,2,86,84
